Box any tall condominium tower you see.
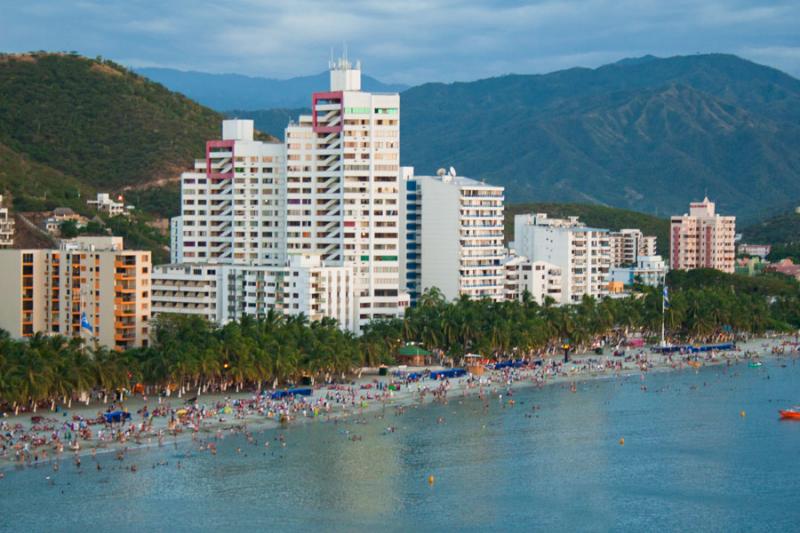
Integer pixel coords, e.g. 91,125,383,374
175,119,285,265
670,197,736,273
283,58,407,325
400,168,505,304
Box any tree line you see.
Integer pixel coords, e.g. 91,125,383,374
1,269,798,411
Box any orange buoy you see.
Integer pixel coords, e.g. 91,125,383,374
619,437,625,446
740,410,746,417
428,475,435,485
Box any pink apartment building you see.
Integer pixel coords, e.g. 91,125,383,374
670,197,736,273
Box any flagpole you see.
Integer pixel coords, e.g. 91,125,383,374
661,279,667,347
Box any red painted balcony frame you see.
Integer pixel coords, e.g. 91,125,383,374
312,91,343,133
206,140,235,179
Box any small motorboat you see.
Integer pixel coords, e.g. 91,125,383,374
779,409,800,420
748,361,763,368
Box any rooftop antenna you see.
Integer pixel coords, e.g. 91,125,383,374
343,42,348,68
329,47,334,69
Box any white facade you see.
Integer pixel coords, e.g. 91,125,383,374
400,169,505,303
178,121,285,265
511,213,611,304
88,193,126,217
610,255,667,287
502,255,562,305
171,60,408,329
152,254,358,332
608,229,658,267
0,195,14,248
282,58,407,326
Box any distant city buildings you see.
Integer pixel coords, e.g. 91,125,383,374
610,255,667,287
765,258,800,281
511,213,612,304
670,197,736,273
400,167,505,304
0,195,14,248
0,236,151,350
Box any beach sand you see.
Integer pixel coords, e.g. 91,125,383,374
1,335,796,469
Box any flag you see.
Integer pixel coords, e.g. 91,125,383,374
663,286,670,309
81,312,94,333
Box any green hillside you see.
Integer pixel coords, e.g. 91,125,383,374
505,203,670,256
400,54,800,222
741,207,800,263
0,52,243,213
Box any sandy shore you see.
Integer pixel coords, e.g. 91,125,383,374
1,335,796,470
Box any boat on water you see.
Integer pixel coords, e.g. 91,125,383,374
749,361,763,368
779,409,800,420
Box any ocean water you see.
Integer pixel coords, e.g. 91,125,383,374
2,360,800,532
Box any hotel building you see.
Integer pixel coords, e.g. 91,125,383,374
511,213,611,304
670,197,736,273
0,237,151,350
502,254,563,305
152,254,357,331
400,168,505,303
608,229,657,267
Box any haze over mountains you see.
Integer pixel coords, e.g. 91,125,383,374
146,54,800,223
136,68,408,110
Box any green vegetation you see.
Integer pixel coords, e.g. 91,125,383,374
505,202,669,255
103,214,169,264
400,54,800,221
741,207,800,263
2,271,797,409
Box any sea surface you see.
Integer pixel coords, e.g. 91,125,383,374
2,360,800,532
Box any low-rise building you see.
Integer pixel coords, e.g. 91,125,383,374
610,255,668,287
0,195,14,248
502,255,562,305
88,193,127,217
511,213,611,304
0,237,151,350
765,258,800,281
734,256,767,277
152,254,358,332
738,244,771,259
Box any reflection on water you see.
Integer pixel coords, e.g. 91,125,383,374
3,361,800,532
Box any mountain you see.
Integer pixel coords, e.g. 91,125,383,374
504,203,670,256
399,54,800,222
0,52,276,214
229,55,800,222
136,68,409,111
742,207,800,245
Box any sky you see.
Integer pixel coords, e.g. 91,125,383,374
1,0,799,85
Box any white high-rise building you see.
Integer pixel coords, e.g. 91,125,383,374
511,213,611,304
176,119,285,265
164,58,407,331
400,168,505,303
282,58,407,326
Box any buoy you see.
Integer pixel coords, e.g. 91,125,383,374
740,410,746,417
619,438,625,446
428,475,435,485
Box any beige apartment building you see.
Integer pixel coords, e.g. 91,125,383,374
670,197,736,273
0,237,151,350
